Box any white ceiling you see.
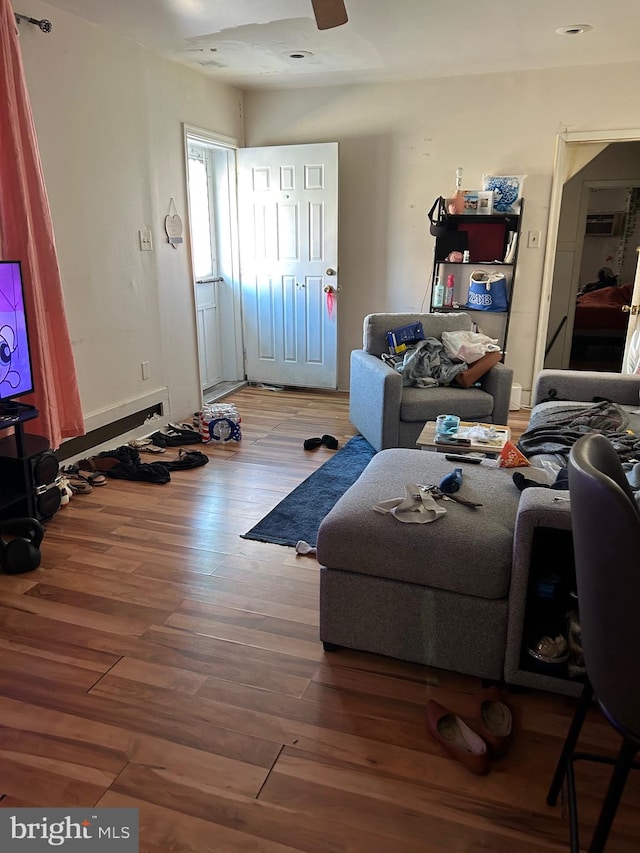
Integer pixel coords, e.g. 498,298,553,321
33,0,640,90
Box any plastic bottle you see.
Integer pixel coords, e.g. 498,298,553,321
439,468,463,494
444,274,455,307
432,276,444,308
447,167,465,215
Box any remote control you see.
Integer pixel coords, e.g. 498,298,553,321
444,453,483,464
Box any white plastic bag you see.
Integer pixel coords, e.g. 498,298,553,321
441,330,500,364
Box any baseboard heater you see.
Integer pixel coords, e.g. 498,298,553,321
55,401,164,463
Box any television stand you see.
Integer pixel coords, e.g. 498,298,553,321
0,405,61,522
0,402,39,457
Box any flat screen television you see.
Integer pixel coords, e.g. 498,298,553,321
0,260,34,405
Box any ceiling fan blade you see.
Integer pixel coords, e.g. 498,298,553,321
311,0,348,30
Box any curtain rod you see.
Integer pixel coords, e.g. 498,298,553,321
15,13,53,32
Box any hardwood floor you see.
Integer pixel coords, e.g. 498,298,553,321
1,387,637,851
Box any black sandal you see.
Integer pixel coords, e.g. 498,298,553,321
303,437,323,450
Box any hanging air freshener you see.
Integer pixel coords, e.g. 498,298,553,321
165,198,183,248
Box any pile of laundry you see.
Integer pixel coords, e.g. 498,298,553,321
77,423,208,484
385,338,468,388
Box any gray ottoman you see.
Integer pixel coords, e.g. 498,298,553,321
316,449,521,680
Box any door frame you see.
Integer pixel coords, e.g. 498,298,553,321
534,127,640,378
557,178,638,368
183,124,244,394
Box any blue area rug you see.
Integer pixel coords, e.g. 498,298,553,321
241,435,376,548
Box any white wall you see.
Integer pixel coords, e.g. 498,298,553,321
17,1,243,428
244,63,640,395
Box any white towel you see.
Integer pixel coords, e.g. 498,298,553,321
373,483,447,524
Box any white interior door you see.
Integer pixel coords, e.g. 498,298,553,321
238,142,339,389
622,247,640,372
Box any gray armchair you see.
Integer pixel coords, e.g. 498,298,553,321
349,312,513,451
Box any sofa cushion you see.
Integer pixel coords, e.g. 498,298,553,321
400,386,494,423
317,449,520,600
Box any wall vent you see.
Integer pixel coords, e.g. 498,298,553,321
56,402,164,462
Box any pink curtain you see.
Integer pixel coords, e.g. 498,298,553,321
0,0,84,448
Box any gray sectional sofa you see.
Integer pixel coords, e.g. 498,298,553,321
318,368,640,693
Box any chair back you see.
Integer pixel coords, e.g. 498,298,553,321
362,312,472,357
568,434,640,736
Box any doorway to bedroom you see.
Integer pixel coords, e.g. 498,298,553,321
544,141,640,373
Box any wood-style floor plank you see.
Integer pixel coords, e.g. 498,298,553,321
0,387,635,851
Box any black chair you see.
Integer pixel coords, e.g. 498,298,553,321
547,434,640,852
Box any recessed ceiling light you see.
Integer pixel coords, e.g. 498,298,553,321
556,24,593,36
286,50,314,60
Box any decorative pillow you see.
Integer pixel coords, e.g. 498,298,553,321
454,350,502,387
482,175,526,212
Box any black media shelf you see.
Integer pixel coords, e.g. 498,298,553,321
0,405,61,522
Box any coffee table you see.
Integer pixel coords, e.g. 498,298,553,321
416,420,511,456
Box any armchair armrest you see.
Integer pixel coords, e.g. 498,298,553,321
349,350,402,451
532,369,640,407
479,362,513,427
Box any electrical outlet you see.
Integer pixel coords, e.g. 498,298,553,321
528,230,542,248
139,229,153,251
141,361,150,380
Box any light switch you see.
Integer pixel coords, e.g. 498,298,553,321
139,229,153,251
528,230,542,248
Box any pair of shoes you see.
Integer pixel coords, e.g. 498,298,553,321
151,429,202,447
303,434,339,451
168,422,199,434
66,475,93,495
163,449,209,471
128,438,165,454
63,464,107,487
426,691,513,775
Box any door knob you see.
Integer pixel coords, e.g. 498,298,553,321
324,285,334,293
622,304,631,313
326,268,336,276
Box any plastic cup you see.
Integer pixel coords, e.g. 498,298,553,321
435,414,461,438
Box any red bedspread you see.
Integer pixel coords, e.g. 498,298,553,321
574,283,632,332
